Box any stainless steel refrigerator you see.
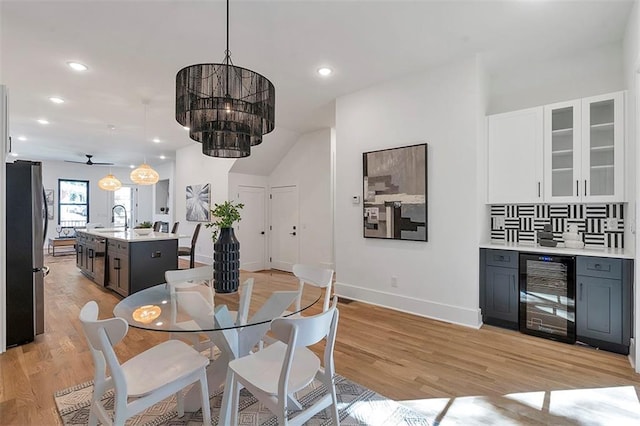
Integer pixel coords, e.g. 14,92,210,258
6,160,49,347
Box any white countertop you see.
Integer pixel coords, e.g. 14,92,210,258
78,228,187,243
480,241,633,259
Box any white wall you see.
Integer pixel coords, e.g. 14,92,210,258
334,57,484,327
623,0,640,373
40,160,154,242
151,161,175,228
175,143,235,265
488,43,625,115
269,128,333,268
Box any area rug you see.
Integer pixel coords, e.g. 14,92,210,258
55,374,429,425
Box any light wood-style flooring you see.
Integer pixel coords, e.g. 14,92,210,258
1,254,639,425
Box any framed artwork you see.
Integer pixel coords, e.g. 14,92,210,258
186,184,210,222
363,143,427,241
45,189,54,220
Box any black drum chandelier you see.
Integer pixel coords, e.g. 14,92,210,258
175,0,275,158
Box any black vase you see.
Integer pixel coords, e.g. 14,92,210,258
213,227,240,293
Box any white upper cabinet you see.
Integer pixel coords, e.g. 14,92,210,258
543,91,624,203
487,107,544,204
581,92,624,202
543,99,582,203
486,91,625,205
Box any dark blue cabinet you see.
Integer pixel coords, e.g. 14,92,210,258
576,276,622,343
481,250,519,329
576,257,632,354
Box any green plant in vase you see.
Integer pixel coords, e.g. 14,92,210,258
205,201,244,240
206,201,244,293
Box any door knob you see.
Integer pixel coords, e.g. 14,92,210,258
289,232,296,236
260,231,265,235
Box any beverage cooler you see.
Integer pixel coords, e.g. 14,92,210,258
519,253,576,344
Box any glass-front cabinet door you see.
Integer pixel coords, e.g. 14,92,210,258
544,92,624,203
581,92,624,202
544,100,582,203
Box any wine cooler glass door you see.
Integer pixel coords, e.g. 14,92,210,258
519,254,576,343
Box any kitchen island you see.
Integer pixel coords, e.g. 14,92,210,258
76,229,181,297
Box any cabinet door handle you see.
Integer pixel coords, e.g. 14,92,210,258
151,251,162,258
115,258,121,270
512,276,516,293
579,282,583,301
537,182,541,198
576,180,579,196
584,179,587,196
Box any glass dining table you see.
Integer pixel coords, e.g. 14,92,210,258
113,276,322,411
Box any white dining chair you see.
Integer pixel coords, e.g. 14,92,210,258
220,296,340,426
292,264,334,314
165,266,215,350
168,276,255,358
79,301,212,426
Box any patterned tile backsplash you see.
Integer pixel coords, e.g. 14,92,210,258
490,204,624,248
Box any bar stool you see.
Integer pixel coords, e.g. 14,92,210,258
178,223,201,268
171,222,180,234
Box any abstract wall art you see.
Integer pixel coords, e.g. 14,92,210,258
186,184,210,222
363,143,427,241
45,189,54,220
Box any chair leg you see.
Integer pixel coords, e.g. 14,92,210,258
327,374,340,425
89,379,108,426
230,377,240,426
219,370,236,425
199,374,211,426
176,390,184,417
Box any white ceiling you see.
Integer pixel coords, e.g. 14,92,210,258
0,0,633,168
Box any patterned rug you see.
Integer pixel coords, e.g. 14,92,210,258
54,374,429,425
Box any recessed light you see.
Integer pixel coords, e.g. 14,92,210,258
159,155,166,160
18,136,27,141
152,138,161,143
10,152,18,157
182,126,190,131
37,119,49,125
49,96,65,104
67,61,88,72
317,67,333,77
129,164,135,169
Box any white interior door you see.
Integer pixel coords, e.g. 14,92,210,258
270,185,298,272
237,185,266,271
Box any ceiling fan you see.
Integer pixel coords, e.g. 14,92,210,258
65,154,114,166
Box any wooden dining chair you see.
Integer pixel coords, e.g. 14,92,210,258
153,221,162,232
79,301,212,426
171,221,180,234
220,297,340,426
178,223,201,268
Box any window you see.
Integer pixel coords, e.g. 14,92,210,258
113,186,133,228
58,179,89,227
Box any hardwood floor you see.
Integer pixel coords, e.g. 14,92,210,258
1,254,639,425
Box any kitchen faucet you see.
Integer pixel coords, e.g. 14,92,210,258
111,204,128,230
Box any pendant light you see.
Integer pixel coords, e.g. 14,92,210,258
175,0,275,158
98,127,122,191
98,173,122,191
130,101,160,185
130,162,159,185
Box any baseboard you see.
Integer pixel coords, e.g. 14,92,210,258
629,337,636,371
194,254,212,266
334,281,482,329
